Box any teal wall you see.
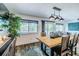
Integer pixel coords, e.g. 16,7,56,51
68,22,79,31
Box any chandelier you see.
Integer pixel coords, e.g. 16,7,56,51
49,7,64,21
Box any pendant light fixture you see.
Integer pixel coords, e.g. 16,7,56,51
49,8,55,20
49,7,64,21
49,14,55,20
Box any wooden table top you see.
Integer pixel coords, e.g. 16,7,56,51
16,34,39,46
37,35,73,48
37,36,62,48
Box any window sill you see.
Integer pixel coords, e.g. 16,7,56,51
20,32,38,35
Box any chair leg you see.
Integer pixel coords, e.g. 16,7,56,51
71,47,73,56
66,53,68,56
75,47,77,55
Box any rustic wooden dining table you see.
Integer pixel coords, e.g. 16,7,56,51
36,36,73,56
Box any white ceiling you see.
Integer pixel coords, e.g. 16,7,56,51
4,3,79,20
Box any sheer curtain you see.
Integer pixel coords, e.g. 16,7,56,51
56,24,64,32
45,22,54,35
20,20,38,34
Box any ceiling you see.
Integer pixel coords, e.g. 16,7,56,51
4,3,79,20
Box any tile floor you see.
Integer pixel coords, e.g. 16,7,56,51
15,42,45,56
15,42,79,56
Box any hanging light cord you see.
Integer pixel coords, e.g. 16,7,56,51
54,9,55,16
59,10,60,17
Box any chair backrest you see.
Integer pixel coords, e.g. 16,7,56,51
61,35,70,52
73,34,79,46
41,32,46,36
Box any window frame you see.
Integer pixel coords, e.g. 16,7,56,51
20,19,38,34
56,23,64,32
44,21,55,35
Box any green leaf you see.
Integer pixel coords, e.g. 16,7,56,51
0,12,21,38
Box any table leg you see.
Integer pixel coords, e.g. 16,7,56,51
41,42,43,50
40,42,54,56
50,48,54,56
45,45,46,52
40,42,49,56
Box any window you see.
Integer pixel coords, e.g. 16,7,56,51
20,21,28,33
45,21,54,35
0,19,3,31
0,19,8,35
29,22,38,32
0,19,8,31
20,20,38,34
56,23,64,32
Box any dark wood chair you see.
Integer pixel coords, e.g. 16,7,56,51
69,34,79,56
52,35,70,56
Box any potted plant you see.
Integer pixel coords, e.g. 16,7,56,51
0,12,21,39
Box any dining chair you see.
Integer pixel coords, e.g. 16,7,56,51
41,32,46,36
52,35,70,56
69,34,79,56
